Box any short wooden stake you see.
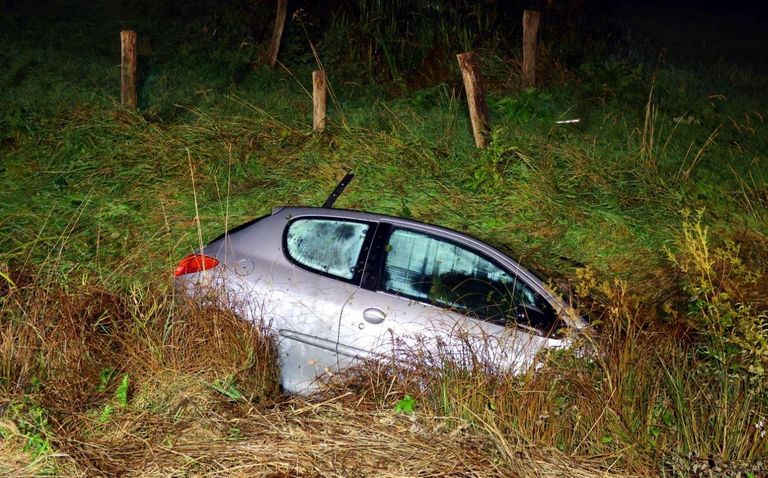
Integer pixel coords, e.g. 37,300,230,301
268,0,288,67
522,10,541,88
312,70,327,132
120,30,137,109
456,52,489,149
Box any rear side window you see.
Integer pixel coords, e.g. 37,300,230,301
381,228,562,336
285,219,370,281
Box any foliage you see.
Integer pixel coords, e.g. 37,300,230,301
579,61,647,103
338,246,768,473
0,275,280,473
667,211,768,381
394,394,417,414
209,376,245,401
488,88,558,124
317,0,525,80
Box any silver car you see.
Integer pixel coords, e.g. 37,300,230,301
176,184,586,393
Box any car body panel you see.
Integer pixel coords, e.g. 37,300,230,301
187,211,366,392
337,217,572,374
177,207,587,393
338,287,563,373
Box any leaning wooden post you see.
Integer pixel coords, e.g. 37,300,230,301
268,0,288,67
456,52,489,149
312,70,327,132
120,30,137,109
522,10,542,88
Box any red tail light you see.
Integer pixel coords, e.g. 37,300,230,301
174,254,219,276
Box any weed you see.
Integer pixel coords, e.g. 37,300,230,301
115,374,130,407
2,399,53,460
667,211,768,382
489,89,558,124
209,375,244,402
394,394,417,414
0,272,280,473
579,61,647,104
0,270,14,289
330,210,768,473
320,0,523,81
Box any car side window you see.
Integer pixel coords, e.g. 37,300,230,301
381,228,561,335
285,219,370,281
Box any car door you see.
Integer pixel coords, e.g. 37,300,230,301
337,222,567,374
268,215,375,392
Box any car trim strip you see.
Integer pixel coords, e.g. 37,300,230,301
278,329,337,354
279,329,376,360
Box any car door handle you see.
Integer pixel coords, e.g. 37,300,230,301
362,307,386,324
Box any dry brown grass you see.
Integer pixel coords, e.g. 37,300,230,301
4,395,642,477
112,397,642,478
0,269,646,477
2,232,767,478
0,268,279,475
328,264,768,477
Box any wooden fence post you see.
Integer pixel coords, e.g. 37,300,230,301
268,0,288,67
456,52,489,149
312,70,327,132
120,30,137,108
522,10,541,88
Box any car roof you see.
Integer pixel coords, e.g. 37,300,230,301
212,206,587,330
211,206,463,248
213,206,547,282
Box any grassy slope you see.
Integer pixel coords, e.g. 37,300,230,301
1,1,767,475
3,51,765,286
1,2,766,287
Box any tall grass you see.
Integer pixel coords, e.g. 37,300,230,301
307,0,524,81
2,227,766,475
0,269,279,474
333,216,768,475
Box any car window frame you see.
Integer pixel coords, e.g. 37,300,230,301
282,216,378,286
209,213,271,244
361,222,563,335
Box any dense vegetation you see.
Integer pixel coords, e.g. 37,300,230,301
1,0,767,475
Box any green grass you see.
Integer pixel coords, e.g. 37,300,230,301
3,83,763,288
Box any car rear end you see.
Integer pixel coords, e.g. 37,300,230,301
173,211,280,306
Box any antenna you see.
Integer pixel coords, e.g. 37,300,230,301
322,171,355,208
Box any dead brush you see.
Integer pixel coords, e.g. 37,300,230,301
0,267,280,475
1,269,279,400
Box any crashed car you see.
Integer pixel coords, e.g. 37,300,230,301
175,174,587,393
